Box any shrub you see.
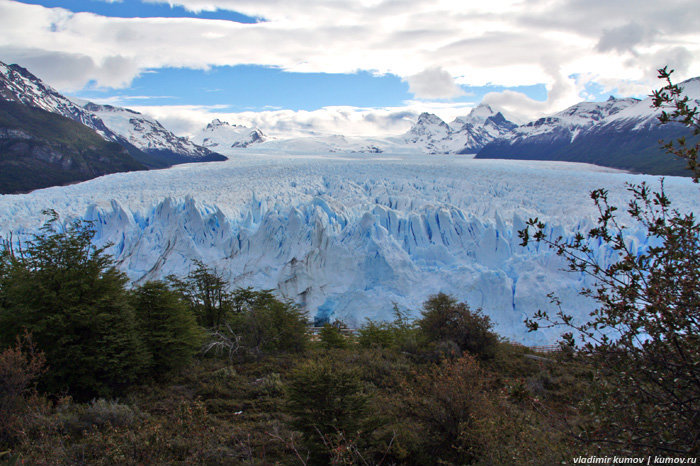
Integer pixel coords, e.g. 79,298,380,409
0,332,46,447
132,281,203,377
285,358,369,463
319,321,349,349
229,289,308,356
417,293,498,360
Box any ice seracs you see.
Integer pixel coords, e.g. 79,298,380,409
2,152,697,345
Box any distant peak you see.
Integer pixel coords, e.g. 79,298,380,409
416,112,446,124
206,119,230,130
607,95,617,101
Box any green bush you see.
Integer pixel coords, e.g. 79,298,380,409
0,212,148,400
417,293,498,360
319,322,349,349
285,358,369,463
132,281,203,377
229,289,308,356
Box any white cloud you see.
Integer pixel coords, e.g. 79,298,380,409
125,101,483,138
405,67,465,99
0,0,699,114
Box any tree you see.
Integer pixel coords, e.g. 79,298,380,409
518,69,700,455
0,212,148,400
651,66,700,182
417,293,498,360
285,358,369,463
131,281,203,377
229,288,308,355
167,260,232,329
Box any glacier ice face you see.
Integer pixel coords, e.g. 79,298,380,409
0,152,697,344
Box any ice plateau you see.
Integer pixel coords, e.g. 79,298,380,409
0,152,697,344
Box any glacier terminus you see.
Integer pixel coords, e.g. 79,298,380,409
0,152,697,345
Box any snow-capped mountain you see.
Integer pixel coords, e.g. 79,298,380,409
402,104,518,154
84,103,224,162
1,61,122,142
0,60,223,164
495,97,639,144
478,79,700,176
192,119,266,150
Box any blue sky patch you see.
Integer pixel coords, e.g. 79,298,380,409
16,0,261,23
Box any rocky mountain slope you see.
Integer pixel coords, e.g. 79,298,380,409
477,82,700,176
0,100,146,194
192,119,266,150
0,61,224,166
403,104,518,154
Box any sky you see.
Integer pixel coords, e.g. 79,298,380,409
1,0,699,137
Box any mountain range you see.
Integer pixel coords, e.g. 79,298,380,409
0,61,224,193
196,84,698,178
2,58,699,195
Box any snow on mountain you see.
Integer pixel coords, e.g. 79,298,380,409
84,102,218,159
192,119,266,150
0,61,122,142
477,78,700,176
0,60,220,161
600,77,700,132
402,105,518,154
1,152,697,344
510,97,640,142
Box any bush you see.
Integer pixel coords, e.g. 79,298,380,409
285,358,369,463
0,332,46,447
0,212,148,399
229,289,308,356
57,398,139,434
319,321,349,349
132,281,203,377
417,293,498,360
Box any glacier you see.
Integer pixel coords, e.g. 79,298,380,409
1,152,698,344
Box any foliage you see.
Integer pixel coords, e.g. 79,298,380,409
0,212,148,400
285,358,369,463
520,183,700,454
167,260,233,329
319,321,349,349
132,281,203,377
417,293,499,360
0,332,45,447
358,305,420,352
651,66,700,182
228,288,309,356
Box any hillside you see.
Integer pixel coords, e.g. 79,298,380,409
0,100,147,194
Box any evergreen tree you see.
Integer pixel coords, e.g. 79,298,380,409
132,281,203,377
286,358,369,463
0,211,148,399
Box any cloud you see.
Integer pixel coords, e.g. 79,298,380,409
125,102,481,138
596,23,656,54
0,0,699,113
405,67,465,99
